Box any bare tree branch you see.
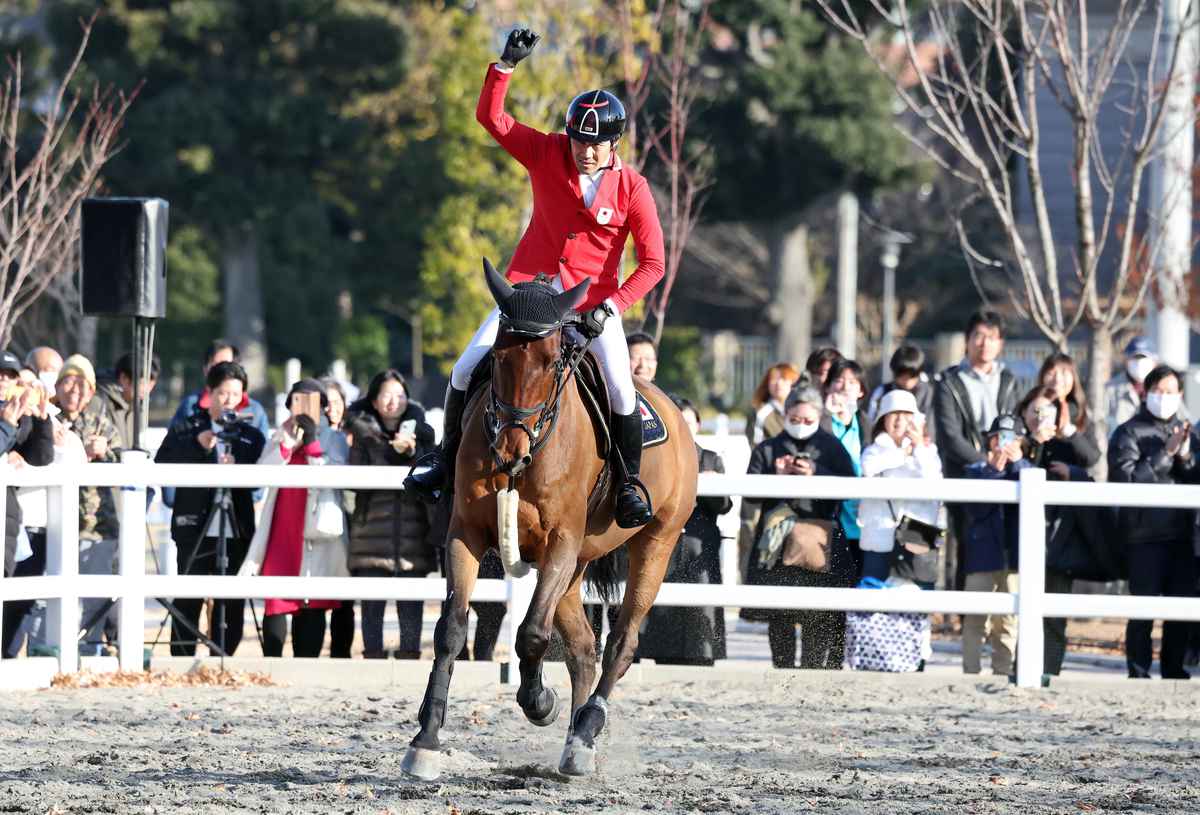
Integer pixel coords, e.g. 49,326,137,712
0,14,138,347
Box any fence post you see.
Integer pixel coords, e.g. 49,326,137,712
117,451,148,671
44,479,80,674
503,572,535,686
1016,467,1047,689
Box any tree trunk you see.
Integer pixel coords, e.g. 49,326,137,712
1087,327,1113,479
771,219,813,367
222,224,268,394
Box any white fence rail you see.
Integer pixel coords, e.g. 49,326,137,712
3,459,1199,689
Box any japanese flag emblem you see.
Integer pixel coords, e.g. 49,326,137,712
597,207,613,225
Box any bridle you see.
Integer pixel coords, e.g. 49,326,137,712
484,320,592,478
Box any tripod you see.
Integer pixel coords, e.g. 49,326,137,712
152,485,260,668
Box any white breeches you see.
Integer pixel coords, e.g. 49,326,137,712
450,288,637,415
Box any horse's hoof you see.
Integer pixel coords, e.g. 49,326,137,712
524,687,561,727
559,734,597,776
400,746,442,780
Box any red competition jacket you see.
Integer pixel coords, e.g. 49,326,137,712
476,64,665,313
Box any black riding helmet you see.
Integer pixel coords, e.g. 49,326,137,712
565,89,626,144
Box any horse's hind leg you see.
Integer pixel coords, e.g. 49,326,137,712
513,547,577,727
401,525,484,780
562,531,675,776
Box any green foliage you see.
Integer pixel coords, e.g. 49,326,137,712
334,314,390,384
42,0,407,380
705,0,915,219
654,325,707,405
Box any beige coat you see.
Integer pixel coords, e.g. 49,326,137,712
238,427,350,580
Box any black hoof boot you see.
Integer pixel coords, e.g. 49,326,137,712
518,685,561,727
560,696,608,775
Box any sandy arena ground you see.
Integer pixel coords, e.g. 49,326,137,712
2,670,1199,814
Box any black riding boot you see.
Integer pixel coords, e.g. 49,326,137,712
614,410,653,528
403,387,467,503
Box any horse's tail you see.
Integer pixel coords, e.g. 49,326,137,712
585,546,625,605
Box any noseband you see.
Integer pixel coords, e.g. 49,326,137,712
484,321,590,478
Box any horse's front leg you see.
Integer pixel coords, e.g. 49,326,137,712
514,545,578,727
401,523,485,780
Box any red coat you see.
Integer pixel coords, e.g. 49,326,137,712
476,65,666,313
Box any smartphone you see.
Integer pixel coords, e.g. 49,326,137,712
998,430,1017,448
1036,405,1056,431
290,391,322,424
399,419,417,436
793,451,812,461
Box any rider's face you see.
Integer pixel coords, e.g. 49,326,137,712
570,138,614,175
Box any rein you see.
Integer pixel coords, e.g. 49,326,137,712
484,323,593,477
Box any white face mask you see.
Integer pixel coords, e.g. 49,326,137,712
784,420,819,440
1127,356,1155,384
1147,392,1181,420
38,371,58,393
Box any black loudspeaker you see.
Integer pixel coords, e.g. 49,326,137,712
81,197,169,318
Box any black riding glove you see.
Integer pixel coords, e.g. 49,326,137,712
500,28,541,68
579,303,612,340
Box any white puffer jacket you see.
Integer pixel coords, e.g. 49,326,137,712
857,433,943,553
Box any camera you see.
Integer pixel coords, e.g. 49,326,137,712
214,410,253,443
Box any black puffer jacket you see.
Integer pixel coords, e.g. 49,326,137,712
154,406,265,549
346,405,437,575
3,413,53,576
1108,406,1200,545
1030,412,1120,580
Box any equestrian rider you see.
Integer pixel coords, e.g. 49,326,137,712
404,28,666,529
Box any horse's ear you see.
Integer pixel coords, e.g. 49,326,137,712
483,257,513,305
553,278,591,315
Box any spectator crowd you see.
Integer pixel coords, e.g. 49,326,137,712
0,315,1195,682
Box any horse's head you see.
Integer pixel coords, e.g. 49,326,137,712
482,257,589,476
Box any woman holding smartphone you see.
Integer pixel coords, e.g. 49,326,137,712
1017,383,1105,675
742,383,857,669
345,370,437,659
239,379,350,657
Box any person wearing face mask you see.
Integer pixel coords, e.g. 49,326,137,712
1108,364,1200,679
820,359,870,577
1105,337,1157,439
746,363,801,447
640,398,731,666
742,383,857,669
346,370,437,659
857,389,943,585
23,346,63,397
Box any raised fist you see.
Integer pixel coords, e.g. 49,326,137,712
501,28,541,68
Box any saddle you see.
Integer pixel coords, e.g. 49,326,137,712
463,332,616,518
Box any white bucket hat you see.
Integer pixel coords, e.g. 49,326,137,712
877,388,921,423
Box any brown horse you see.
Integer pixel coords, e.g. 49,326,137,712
401,259,697,779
